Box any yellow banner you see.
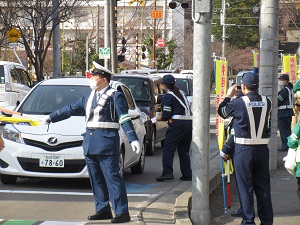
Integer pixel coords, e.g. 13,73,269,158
283,54,298,84
252,50,260,67
0,116,40,126
215,59,228,150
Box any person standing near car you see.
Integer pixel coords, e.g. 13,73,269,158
218,72,273,225
43,61,140,223
278,74,294,151
156,74,192,182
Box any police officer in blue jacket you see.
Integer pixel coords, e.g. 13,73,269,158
278,74,294,151
43,62,140,223
218,72,273,225
156,74,192,182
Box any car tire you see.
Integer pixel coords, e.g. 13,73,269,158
1,174,17,184
146,129,155,156
119,147,125,178
131,139,146,174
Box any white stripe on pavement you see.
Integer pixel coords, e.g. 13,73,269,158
0,189,158,197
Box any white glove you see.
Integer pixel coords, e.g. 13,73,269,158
131,140,140,154
220,151,229,162
43,115,51,125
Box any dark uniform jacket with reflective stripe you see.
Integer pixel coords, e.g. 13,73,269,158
49,86,138,155
217,92,272,142
278,84,294,118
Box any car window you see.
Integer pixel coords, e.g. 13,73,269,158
176,78,191,96
16,68,32,86
153,81,159,96
119,85,135,110
0,65,4,84
113,77,151,102
10,68,21,83
18,85,90,115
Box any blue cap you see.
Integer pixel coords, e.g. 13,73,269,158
241,72,259,88
278,74,289,81
162,74,175,84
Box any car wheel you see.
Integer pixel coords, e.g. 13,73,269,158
130,139,146,174
1,174,17,184
119,148,125,178
146,129,155,156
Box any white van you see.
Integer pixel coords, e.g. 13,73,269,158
0,61,33,108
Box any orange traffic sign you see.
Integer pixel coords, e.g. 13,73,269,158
152,10,163,19
6,27,21,42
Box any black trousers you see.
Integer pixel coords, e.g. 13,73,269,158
278,116,292,149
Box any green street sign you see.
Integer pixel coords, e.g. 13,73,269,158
99,47,110,59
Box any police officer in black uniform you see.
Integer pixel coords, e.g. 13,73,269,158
278,74,294,151
156,74,192,182
43,62,140,223
218,72,273,225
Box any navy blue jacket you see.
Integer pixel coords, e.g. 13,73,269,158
49,86,138,155
278,84,294,118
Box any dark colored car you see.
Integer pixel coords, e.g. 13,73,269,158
113,74,168,156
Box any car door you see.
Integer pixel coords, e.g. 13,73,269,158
119,85,144,166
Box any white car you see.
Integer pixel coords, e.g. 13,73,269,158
0,78,146,184
155,73,193,108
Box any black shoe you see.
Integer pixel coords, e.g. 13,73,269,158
111,213,130,223
87,211,113,220
156,174,174,182
278,147,288,151
180,176,192,181
231,208,243,217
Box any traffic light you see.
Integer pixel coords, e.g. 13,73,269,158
118,55,125,62
121,46,126,53
141,45,146,59
121,36,126,53
181,2,189,9
169,1,177,9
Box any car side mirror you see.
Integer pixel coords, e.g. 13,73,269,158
156,94,164,104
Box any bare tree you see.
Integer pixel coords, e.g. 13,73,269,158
0,0,88,81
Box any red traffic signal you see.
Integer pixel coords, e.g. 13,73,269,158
169,1,177,9
141,53,146,60
141,45,146,52
121,37,126,45
121,46,126,53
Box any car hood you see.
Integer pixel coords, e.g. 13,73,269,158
12,116,86,136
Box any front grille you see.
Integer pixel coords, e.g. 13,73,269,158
17,157,86,173
23,138,83,152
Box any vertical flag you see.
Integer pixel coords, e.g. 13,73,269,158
252,50,260,67
283,54,298,84
215,59,228,150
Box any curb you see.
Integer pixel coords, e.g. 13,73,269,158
174,155,221,225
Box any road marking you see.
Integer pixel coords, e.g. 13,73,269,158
0,189,158,198
0,221,85,225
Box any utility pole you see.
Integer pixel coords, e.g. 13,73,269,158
152,0,157,69
191,0,213,224
110,0,117,73
104,0,111,69
259,0,280,170
52,0,61,78
220,0,226,58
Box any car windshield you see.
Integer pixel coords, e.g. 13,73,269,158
0,65,4,84
113,77,151,102
175,78,192,96
18,85,90,115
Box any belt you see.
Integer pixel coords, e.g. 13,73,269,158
86,121,120,129
171,115,192,120
278,105,293,110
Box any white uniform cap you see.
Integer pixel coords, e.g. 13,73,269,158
91,61,114,77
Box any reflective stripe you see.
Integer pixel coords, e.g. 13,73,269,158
86,122,120,129
171,115,193,120
119,114,131,125
290,133,298,142
278,105,293,109
234,95,269,145
163,106,172,112
85,88,117,128
235,137,269,145
168,90,191,116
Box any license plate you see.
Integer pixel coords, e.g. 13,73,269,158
39,155,64,168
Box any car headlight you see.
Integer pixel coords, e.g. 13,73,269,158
3,126,24,143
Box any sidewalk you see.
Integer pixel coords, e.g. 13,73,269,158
171,138,300,225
